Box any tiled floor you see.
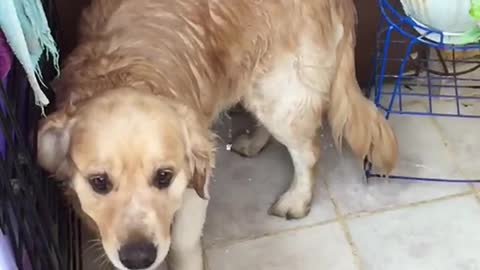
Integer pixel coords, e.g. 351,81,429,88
201,107,480,270
83,100,480,270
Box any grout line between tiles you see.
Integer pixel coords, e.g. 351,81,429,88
388,103,473,185
470,184,480,204
205,119,477,262
323,177,364,270
204,189,475,252
203,217,338,250
343,190,473,220
428,116,480,206
468,183,480,206
469,183,480,206
432,117,466,181
203,247,211,270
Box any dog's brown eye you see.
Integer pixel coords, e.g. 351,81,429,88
153,169,173,189
88,173,112,194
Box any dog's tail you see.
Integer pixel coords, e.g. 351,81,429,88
327,40,398,174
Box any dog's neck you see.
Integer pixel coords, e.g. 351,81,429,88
53,1,272,124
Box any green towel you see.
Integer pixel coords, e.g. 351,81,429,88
0,0,60,112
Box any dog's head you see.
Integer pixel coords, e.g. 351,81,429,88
37,89,214,270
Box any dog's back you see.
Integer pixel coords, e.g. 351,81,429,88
55,0,396,175
56,1,349,111
56,0,396,174
40,1,398,268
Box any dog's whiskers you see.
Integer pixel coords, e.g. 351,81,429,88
84,241,103,254
98,253,111,270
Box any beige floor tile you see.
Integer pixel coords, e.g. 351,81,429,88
348,195,480,270
206,222,358,270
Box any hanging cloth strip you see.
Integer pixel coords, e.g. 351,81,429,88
0,0,60,112
0,31,13,80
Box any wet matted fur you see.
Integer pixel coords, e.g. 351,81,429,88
37,1,398,269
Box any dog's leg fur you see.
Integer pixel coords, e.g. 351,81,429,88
251,113,321,219
268,131,320,219
327,35,398,174
168,189,208,270
231,124,271,157
244,52,326,219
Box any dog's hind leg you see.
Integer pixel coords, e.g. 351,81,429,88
268,127,321,220
249,109,321,219
244,59,327,220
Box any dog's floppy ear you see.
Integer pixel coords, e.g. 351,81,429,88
37,109,76,180
188,137,214,200
179,106,215,200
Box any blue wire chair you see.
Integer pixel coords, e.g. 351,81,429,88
365,0,480,183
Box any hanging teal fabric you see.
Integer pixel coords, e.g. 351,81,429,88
0,0,60,111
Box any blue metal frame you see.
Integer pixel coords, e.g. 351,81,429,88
365,0,480,183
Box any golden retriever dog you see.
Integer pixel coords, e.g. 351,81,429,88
37,0,398,269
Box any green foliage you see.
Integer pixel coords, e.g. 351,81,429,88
460,27,480,44
459,0,480,44
470,0,480,20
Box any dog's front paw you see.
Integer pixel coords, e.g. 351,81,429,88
167,243,204,270
269,190,312,220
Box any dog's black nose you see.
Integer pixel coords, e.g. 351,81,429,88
119,241,157,269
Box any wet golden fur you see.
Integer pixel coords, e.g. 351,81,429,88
37,0,398,269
